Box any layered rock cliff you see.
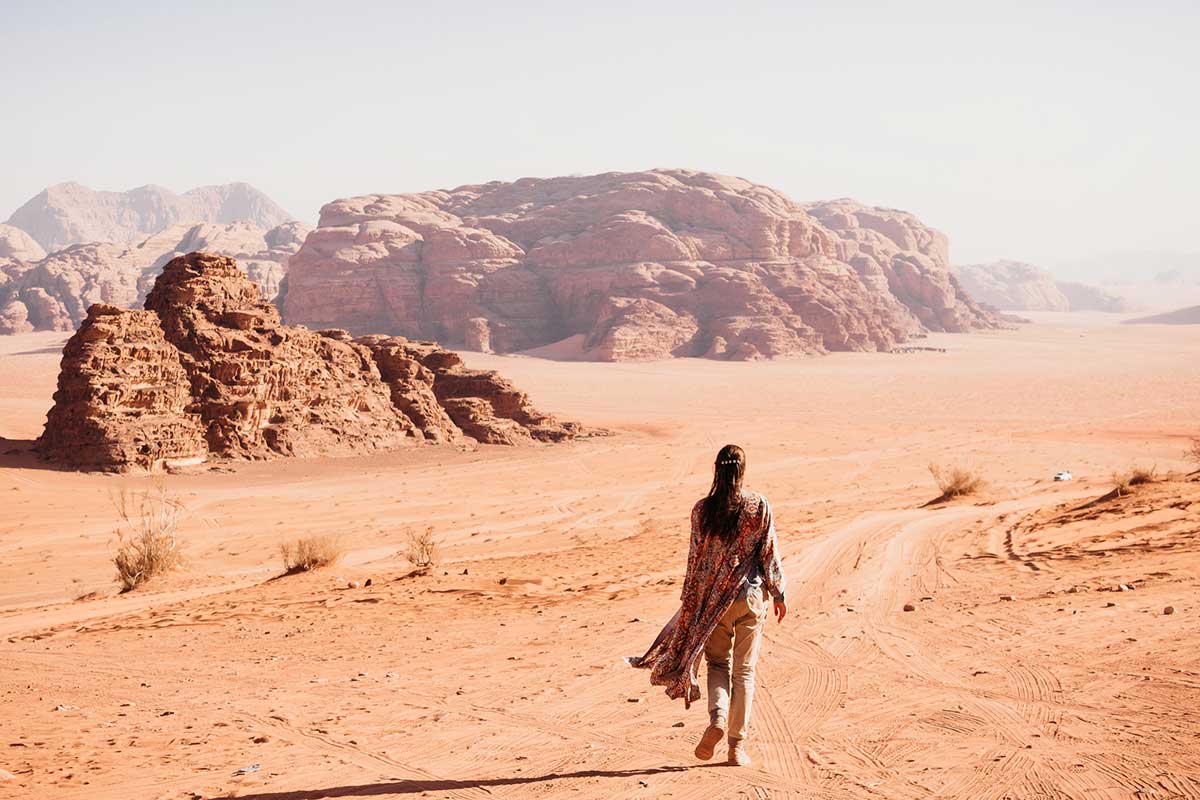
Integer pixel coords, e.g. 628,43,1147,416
37,252,578,471
279,170,996,360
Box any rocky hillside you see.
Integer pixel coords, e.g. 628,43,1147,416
7,182,294,253
955,260,1128,312
280,170,996,360
37,252,578,471
0,221,308,334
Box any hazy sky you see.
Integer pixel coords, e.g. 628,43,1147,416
3,1,1197,267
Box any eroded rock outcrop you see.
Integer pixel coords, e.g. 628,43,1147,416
141,253,412,460
37,305,208,470
280,170,997,360
356,335,579,445
37,252,577,470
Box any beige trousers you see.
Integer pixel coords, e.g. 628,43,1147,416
704,587,767,740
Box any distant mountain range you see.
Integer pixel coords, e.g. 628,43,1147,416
952,260,1129,313
1,183,305,335
1052,251,1200,310
6,182,294,253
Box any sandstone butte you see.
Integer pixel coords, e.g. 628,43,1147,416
0,221,308,335
279,169,998,360
36,252,579,471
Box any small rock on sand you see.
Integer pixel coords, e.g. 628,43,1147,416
672,722,685,727
348,580,360,589
903,603,915,612
627,697,642,703
1000,595,1015,601
1164,606,1175,615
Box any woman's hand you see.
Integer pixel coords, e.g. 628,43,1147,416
773,598,787,623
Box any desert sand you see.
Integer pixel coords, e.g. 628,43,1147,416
2,314,1198,799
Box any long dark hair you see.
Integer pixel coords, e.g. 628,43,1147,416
699,444,746,541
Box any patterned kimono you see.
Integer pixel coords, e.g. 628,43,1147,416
630,490,785,706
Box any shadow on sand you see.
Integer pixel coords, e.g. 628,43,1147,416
10,344,68,357
219,765,700,799
0,437,84,473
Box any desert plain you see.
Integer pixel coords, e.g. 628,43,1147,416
1,314,1198,800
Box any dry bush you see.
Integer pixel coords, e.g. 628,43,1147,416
1112,465,1157,496
112,483,185,592
928,463,985,501
404,526,441,569
280,535,343,574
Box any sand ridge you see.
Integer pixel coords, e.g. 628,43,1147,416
1,314,1198,798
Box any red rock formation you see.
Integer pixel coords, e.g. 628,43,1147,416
356,335,579,445
37,252,577,470
142,253,412,460
351,334,461,444
37,304,207,470
281,170,997,360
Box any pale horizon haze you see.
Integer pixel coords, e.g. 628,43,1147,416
3,1,1198,272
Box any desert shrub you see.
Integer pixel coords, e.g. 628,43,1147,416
1112,465,1157,495
928,463,985,501
404,526,441,569
280,535,343,574
112,484,185,592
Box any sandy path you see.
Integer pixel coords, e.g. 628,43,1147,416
1,314,1198,798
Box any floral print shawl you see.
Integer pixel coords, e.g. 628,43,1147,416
630,490,785,706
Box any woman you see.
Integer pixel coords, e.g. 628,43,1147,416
631,444,787,766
